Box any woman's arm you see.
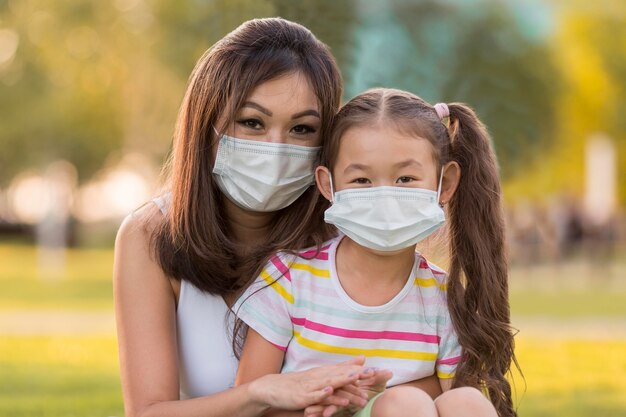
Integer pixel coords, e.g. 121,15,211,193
114,206,365,417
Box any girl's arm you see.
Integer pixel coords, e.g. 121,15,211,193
114,208,361,417
236,329,297,417
235,328,286,387
397,374,445,398
438,378,453,392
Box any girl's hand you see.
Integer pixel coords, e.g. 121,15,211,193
304,368,393,417
247,356,367,411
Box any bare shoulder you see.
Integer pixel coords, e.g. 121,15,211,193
116,202,163,248
114,202,174,295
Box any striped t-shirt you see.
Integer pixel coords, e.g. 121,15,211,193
234,236,461,386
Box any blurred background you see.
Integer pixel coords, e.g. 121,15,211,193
0,0,624,415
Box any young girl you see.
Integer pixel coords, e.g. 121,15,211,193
235,88,517,417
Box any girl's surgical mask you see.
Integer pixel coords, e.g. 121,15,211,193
324,171,446,252
212,132,320,212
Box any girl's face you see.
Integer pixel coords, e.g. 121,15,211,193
220,71,322,147
327,124,440,193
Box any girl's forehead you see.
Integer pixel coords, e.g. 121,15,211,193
336,124,438,165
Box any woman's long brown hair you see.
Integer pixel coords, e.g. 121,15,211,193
322,88,519,417
151,18,340,297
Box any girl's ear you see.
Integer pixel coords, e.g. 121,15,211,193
440,161,460,205
315,166,333,202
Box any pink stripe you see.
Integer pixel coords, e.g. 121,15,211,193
269,341,287,352
436,356,461,365
299,243,332,260
271,255,291,282
291,317,440,344
419,259,430,270
418,258,446,276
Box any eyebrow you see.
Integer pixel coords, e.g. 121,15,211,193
242,101,320,119
344,163,369,174
394,159,423,169
242,101,272,116
343,160,423,174
292,109,320,119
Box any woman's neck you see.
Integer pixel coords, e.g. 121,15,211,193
335,237,416,306
223,198,275,246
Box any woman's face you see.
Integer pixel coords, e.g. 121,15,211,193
221,71,322,147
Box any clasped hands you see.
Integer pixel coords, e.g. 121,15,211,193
303,358,393,417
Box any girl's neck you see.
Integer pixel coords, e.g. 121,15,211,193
335,237,416,306
224,198,275,246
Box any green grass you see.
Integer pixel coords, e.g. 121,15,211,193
1,242,626,416
0,336,124,417
0,244,114,310
1,335,625,417
514,338,626,416
510,290,626,317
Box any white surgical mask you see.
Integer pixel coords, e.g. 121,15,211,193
324,172,446,251
212,132,320,212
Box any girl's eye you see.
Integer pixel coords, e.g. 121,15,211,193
396,176,415,184
291,124,317,135
352,178,371,184
237,119,264,130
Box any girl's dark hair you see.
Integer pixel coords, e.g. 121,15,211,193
151,18,340,296
322,88,519,417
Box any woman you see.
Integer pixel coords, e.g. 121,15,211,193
113,18,397,417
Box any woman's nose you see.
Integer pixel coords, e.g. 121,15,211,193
266,128,286,144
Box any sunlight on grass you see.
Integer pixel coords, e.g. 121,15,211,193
1,335,625,416
0,243,114,310
0,336,123,417
514,337,626,416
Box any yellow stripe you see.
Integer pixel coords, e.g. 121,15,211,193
414,277,447,291
436,370,455,379
288,263,330,278
260,270,294,304
293,332,437,361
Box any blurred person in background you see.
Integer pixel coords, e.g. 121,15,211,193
113,17,411,417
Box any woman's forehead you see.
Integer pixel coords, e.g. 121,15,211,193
244,72,319,113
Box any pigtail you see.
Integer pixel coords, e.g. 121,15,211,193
446,103,518,417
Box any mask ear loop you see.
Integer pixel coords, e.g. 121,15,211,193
437,166,444,206
329,172,336,203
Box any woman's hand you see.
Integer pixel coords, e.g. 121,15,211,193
303,367,393,417
246,356,369,411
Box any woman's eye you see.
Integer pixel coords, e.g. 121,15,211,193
352,178,371,184
291,124,316,135
237,119,263,130
396,176,415,184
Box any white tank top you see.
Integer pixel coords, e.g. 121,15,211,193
152,194,238,399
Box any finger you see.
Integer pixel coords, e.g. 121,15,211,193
322,394,350,407
336,383,367,397
322,405,338,417
358,369,393,387
304,405,324,417
333,388,368,407
318,368,362,390
371,369,394,385
309,386,334,404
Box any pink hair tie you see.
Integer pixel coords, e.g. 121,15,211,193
434,103,449,120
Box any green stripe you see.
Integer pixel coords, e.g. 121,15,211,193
239,302,292,338
294,298,447,324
